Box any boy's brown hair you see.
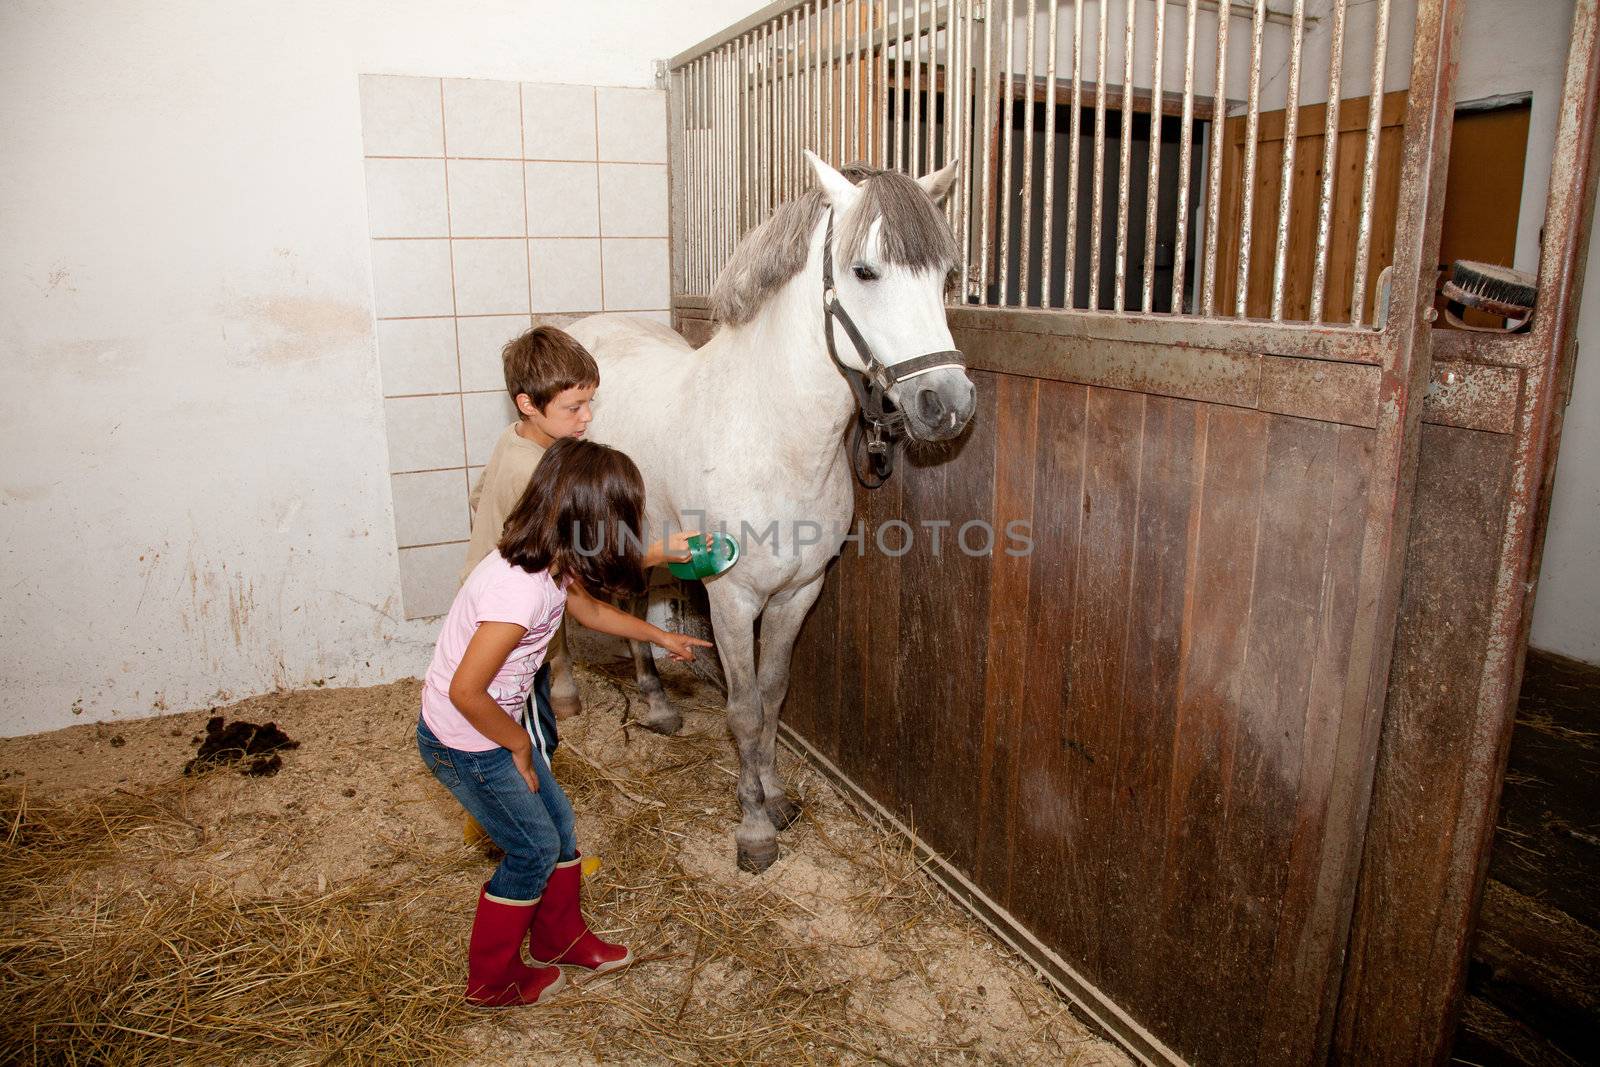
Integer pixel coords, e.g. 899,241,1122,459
498,438,647,600
502,326,600,414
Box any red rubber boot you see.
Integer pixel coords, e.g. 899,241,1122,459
527,855,633,973
466,886,566,1006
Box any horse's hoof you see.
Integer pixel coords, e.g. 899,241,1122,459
635,710,682,736
737,839,779,873
551,695,583,718
766,794,802,831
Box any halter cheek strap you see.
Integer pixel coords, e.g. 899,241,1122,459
821,210,965,488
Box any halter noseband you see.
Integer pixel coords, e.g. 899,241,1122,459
821,210,965,489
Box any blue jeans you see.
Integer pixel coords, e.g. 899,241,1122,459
416,714,577,902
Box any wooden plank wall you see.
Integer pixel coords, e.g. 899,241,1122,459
1332,422,1518,1063
786,368,1380,1065
1215,91,1408,324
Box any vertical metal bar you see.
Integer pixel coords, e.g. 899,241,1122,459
716,46,729,279
944,0,962,231
1114,0,1135,312
743,33,753,235
790,9,800,197
1019,0,1036,304
1351,0,1391,325
1305,0,1344,323
865,0,876,164
958,0,976,300
757,25,767,224
999,0,1015,304
895,0,906,168
848,0,859,162
709,48,718,280
926,1,940,173
848,0,858,163
1141,0,1166,312
837,0,848,163
733,38,742,245
823,0,834,163
1169,0,1197,313
977,0,994,297
1200,0,1229,314
1269,0,1305,321
880,0,891,166
691,58,704,292
911,0,922,170
779,14,788,202
1040,0,1059,307
1065,0,1082,308
1089,0,1107,309
808,1,819,163
691,59,701,292
934,0,947,181
1234,0,1266,318
815,0,824,163
733,35,743,239
767,20,777,214
703,54,712,289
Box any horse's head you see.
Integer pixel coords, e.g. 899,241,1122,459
806,152,976,444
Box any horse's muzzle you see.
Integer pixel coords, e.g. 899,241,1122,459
896,366,976,443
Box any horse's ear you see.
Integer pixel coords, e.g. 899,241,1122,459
917,159,960,205
805,150,861,212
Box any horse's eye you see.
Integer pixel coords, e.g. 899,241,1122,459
852,264,879,282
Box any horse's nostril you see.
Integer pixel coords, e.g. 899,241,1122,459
918,387,946,421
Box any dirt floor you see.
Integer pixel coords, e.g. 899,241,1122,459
0,635,1132,1066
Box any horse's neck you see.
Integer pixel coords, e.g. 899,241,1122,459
705,257,856,488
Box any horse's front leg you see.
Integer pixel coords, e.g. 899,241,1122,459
753,574,826,831
627,629,682,735
706,583,777,872
547,618,582,718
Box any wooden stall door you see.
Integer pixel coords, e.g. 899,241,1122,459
780,5,1466,1063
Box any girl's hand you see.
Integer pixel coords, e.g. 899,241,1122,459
510,741,541,793
645,530,701,568
656,630,714,662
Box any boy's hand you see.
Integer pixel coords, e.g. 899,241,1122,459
656,631,714,662
645,530,701,568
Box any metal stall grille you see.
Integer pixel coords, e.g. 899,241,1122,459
671,0,1406,329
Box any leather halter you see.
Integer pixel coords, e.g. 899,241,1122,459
821,210,965,489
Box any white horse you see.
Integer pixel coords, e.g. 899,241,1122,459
565,152,975,871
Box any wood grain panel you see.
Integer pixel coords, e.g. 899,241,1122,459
1061,387,1147,985
1102,396,1201,1013
892,374,999,874
976,375,1040,892
1009,379,1089,934
1335,423,1515,1064
1207,417,1346,1062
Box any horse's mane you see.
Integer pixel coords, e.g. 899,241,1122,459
710,164,958,325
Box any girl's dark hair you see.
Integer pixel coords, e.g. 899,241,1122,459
498,438,647,599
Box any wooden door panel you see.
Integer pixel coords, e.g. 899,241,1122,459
789,371,1379,1064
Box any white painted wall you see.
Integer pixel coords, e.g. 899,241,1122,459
0,0,764,736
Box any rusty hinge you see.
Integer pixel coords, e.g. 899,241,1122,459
653,60,668,90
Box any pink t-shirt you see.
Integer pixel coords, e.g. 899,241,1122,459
420,552,567,751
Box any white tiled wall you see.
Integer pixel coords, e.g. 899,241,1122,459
360,74,671,619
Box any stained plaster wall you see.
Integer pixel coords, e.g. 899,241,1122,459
0,0,765,736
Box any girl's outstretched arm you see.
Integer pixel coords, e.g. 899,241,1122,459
566,584,713,662
447,621,542,792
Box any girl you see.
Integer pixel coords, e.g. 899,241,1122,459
416,437,711,1007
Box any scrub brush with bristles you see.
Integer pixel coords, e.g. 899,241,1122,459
1442,259,1538,317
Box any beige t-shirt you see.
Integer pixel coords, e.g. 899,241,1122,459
462,422,547,583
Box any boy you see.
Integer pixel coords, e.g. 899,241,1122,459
462,326,601,588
